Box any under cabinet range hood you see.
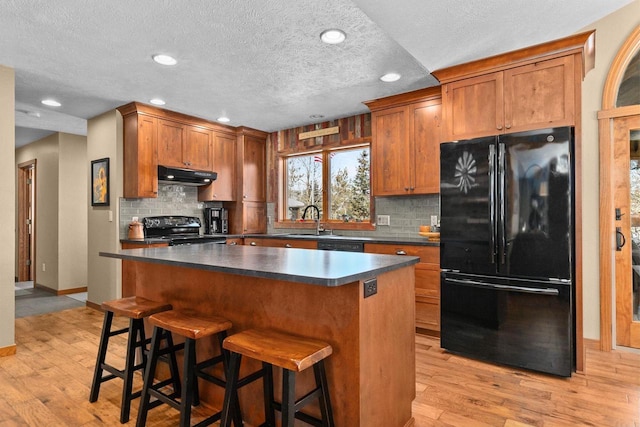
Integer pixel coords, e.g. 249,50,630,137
158,165,217,186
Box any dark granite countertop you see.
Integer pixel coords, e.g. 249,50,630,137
243,233,440,246
101,243,419,287
120,233,439,247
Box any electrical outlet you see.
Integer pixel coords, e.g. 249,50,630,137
377,215,390,226
42,263,46,272
364,278,377,298
267,215,272,226
108,210,113,222
431,215,438,227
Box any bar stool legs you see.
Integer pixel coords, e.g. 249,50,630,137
89,297,178,424
220,329,335,427
136,310,243,427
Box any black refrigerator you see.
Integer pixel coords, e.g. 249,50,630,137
439,126,574,377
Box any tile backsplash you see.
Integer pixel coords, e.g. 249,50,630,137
119,184,222,238
268,194,440,238
120,184,439,239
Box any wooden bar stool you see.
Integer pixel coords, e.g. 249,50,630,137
89,296,179,424
220,328,335,427
136,310,243,427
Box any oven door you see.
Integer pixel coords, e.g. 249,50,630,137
440,272,573,377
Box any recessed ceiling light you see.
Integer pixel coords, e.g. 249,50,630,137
41,99,61,107
309,114,325,120
380,72,401,83
320,29,346,45
217,116,230,123
152,54,177,66
149,98,166,106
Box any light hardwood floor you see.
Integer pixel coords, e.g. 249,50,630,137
0,307,638,426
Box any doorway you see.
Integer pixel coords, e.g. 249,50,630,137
17,159,36,283
599,26,640,351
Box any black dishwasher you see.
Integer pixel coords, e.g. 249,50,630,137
317,240,364,252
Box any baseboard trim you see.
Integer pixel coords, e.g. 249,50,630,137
33,283,55,294
57,286,87,296
85,300,102,311
0,344,17,358
416,327,440,338
33,283,87,296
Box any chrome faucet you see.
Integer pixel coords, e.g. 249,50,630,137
302,205,322,235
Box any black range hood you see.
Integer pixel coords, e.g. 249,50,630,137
158,165,217,186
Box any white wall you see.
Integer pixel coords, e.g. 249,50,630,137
58,133,88,291
581,1,640,340
87,110,123,305
0,65,16,351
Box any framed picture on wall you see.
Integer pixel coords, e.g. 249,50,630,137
91,157,110,206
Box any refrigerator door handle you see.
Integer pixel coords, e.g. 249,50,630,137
498,142,507,265
489,144,497,264
446,278,560,296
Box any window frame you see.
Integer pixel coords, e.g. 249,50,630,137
276,143,375,231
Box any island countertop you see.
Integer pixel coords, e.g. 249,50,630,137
100,243,419,287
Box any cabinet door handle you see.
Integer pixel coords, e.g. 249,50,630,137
616,227,626,251
497,124,503,130
404,187,409,191
229,241,237,246
285,243,292,248
409,187,415,191
396,250,407,255
250,241,257,246
505,124,511,129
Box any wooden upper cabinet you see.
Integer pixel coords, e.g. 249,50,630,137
367,87,442,197
185,126,213,170
371,106,410,196
242,135,266,202
121,112,158,198
504,56,575,132
435,31,594,141
198,131,236,201
442,56,575,140
228,128,268,234
118,102,246,199
442,73,504,140
411,100,442,194
158,119,213,170
157,119,185,168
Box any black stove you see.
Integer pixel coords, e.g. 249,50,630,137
142,216,226,246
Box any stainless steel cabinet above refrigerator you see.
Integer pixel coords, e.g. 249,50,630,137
439,127,575,377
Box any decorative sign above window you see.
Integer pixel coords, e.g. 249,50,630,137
298,126,340,141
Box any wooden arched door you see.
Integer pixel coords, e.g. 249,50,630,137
599,25,640,350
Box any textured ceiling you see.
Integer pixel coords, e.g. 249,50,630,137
1,0,635,147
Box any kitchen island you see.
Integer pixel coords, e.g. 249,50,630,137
101,243,419,427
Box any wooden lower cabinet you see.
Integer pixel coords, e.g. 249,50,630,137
225,238,243,246
365,243,440,333
244,238,317,250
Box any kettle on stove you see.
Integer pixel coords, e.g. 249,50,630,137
127,220,144,240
